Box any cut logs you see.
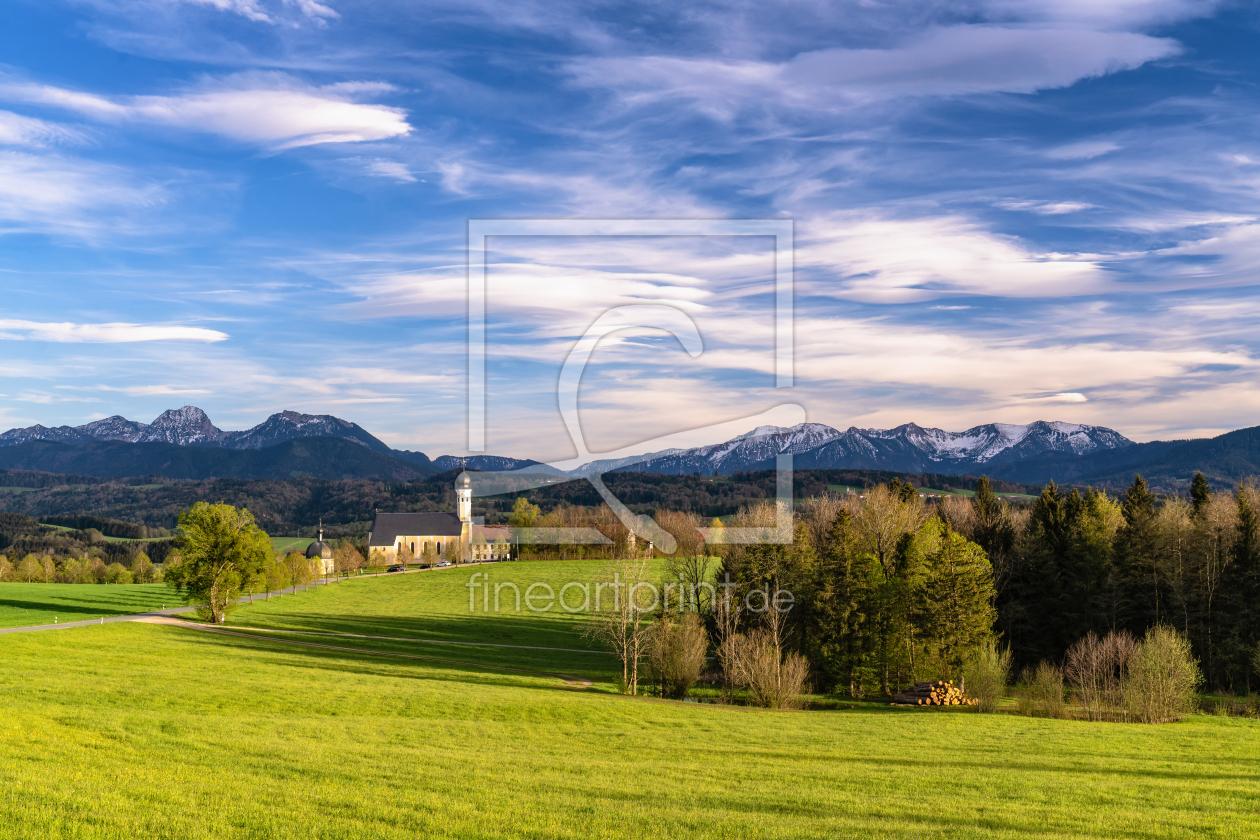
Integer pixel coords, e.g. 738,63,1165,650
893,680,978,706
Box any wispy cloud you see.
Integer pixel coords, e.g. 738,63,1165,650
570,26,1179,116
0,72,409,151
0,320,228,343
0,110,84,147
0,150,167,235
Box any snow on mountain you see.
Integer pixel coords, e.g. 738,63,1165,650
0,408,1135,482
0,406,389,453
581,420,1132,477
137,406,224,446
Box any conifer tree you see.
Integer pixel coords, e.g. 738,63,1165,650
1190,472,1211,517
813,510,882,697
1114,475,1162,633
918,524,997,678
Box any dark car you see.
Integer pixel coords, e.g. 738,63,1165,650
387,565,405,573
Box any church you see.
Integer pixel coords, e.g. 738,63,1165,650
368,472,511,563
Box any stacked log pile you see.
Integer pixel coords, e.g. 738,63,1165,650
893,680,977,706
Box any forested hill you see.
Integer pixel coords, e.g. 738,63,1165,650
0,468,1041,535
0,437,428,482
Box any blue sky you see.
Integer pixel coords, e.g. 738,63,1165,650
1,0,1259,460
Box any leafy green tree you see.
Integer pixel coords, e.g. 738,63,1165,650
105,563,133,584
165,503,271,624
16,554,40,583
130,552,157,584
508,496,540,527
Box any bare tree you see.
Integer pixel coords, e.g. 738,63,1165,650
1065,630,1137,721
333,541,364,578
584,554,655,694
853,484,928,572
713,584,743,703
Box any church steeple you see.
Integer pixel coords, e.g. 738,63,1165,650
456,471,472,524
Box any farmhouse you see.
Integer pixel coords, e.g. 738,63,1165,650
368,471,511,562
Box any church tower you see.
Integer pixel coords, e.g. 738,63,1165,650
457,471,472,560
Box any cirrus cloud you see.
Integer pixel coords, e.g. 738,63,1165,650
0,319,228,343
0,72,410,151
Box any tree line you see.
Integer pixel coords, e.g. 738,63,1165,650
581,475,1222,718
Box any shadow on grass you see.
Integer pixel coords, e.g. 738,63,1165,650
170,626,608,694
225,609,603,652
0,592,166,617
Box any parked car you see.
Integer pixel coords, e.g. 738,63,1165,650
386,565,405,573
436,560,452,568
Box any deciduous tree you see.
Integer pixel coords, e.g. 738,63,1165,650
165,503,271,624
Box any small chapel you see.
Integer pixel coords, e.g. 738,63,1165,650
368,472,511,563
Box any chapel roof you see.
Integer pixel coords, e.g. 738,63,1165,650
369,511,463,545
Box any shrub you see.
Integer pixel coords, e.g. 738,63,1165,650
646,612,709,699
1022,661,1064,719
964,639,1012,713
105,562,133,585
1125,626,1201,724
731,628,810,710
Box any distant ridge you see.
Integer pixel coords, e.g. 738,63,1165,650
0,406,391,453
2,406,1252,490
596,420,1132,477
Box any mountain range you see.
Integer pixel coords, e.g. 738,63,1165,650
0,406,1256,490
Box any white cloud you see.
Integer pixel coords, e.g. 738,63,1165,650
985,0,1222,29
784,27,1179,100
344,157,418,182
1022,392,1090,403
0,110,83,147
91,384,213,396
0,73,410,151
0,151,166,235
1046,140,1121,160
169,0,338,25
0,319,228,343
998,200,1096,215
798,213,1108,301
571,25,1179,113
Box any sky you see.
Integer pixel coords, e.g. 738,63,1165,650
1,0,1259,462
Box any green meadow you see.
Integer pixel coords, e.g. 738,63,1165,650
2,562,1259,838
0,582,172,628
268,536,313,554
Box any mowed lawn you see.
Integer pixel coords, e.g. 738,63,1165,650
0,583,172,629
2,565,1260,838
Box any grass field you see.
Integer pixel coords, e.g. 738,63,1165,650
0,583,173,628
2,562,1259,838
270,536,314,553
